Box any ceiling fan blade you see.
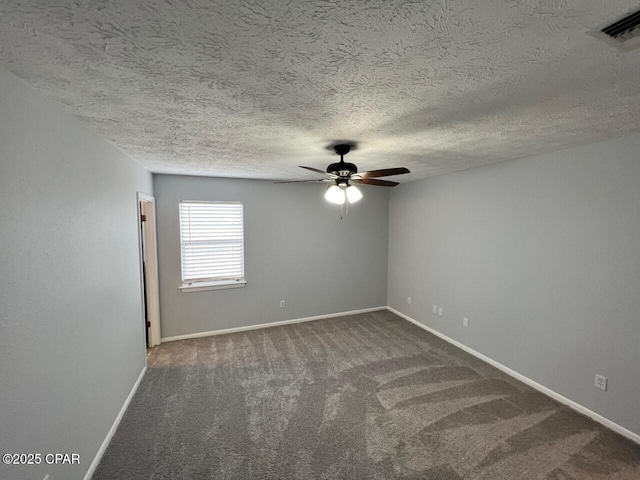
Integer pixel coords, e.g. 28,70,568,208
358,167,410,179
352,178,399,187
299,165,328,175
274,179,330,184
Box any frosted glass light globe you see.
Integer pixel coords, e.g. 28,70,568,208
346,185,362,203
325,184,346,204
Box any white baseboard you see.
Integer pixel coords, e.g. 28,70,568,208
84,366,147,480
161,306,387,343
387,306,640,445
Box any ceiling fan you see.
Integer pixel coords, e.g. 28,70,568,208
276,144,410,204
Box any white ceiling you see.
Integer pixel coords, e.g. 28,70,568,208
1,1,640,182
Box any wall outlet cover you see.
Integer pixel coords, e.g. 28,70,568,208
463,317,469,327
595,374,608,391
432,305,437,314
280,300,285,308
438,307,444,316
407,296,411,305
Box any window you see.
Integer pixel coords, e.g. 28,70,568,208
178,201,246,291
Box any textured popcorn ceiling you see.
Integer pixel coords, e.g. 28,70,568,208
1,1,640,181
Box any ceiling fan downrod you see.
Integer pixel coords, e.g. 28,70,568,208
328,144,357,178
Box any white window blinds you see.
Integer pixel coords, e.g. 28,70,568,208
179,201,245,284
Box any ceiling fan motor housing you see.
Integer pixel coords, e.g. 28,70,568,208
327,161,357,177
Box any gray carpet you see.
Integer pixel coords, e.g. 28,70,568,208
94,311,639,479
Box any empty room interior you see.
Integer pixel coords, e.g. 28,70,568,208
1,1,640,479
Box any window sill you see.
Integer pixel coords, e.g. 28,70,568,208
179,280,247,292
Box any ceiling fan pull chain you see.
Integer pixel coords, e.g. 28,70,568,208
339,190,349,220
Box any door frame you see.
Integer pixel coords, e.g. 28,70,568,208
137,192,161,347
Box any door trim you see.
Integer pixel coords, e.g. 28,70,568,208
137,192,161,347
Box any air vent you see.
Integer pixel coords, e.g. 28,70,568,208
590,9,640,51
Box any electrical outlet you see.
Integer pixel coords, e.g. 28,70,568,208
407,296,411,305
438,307,444,316
432,305,438,314
280,300,285,308
463,317,469,327
595,374,607,391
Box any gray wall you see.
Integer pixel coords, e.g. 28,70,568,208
0,66,152,480
154,175,389,338
388,133,640,436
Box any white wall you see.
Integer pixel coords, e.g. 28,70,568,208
387,133,640,437
0,66,152,480
154,174,389,338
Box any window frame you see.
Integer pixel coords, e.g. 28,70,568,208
178,200,247,293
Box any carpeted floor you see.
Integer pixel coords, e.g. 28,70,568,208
94,311,639,479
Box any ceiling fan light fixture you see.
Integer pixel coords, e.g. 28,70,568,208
346,185,362,203
325,184,345,204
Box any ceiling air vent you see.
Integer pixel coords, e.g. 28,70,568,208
590,9,640,51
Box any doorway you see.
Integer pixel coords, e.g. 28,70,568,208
138,193,161,347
